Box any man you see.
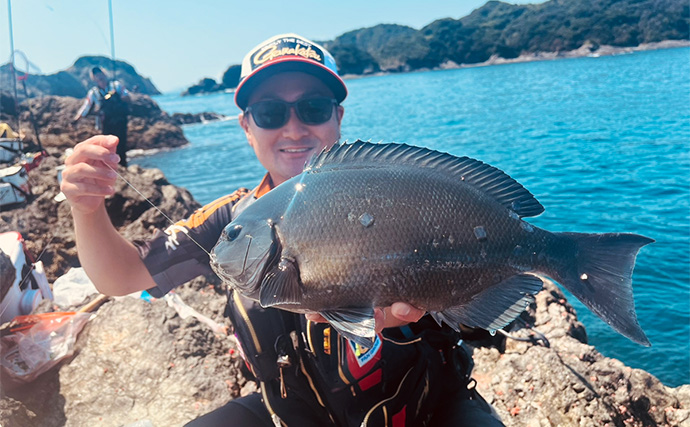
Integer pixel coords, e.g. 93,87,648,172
73,66,130,166
60,33,503,426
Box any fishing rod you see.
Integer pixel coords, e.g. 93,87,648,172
5,0,45,152
6,0,20,132
108,0,117,83
14,50,44,152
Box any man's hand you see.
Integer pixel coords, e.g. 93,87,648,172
60,135,121,215
305,302,426,333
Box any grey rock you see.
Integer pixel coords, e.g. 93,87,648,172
171,112,227,126
469,281,690,427
3,93,188,153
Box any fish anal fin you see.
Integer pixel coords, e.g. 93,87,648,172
259,257,302,307
434,273,544,333
320,307,376,348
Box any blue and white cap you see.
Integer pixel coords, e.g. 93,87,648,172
234,33,347,110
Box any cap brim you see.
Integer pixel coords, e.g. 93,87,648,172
234,57,347,110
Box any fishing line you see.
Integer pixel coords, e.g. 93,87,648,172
2,163,214,320
103,163,213,257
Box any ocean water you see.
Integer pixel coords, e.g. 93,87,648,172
134,47,690,387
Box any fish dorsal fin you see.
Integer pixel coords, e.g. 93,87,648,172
306,141,544,218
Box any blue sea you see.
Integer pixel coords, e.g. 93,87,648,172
134,47,690,388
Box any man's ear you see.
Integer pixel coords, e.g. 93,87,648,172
239,112,249,132
239,112,255,149
336,105,345,125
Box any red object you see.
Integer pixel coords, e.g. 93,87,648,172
392,405,407,426
9,312,77,333
357,368,382,391
21,151,46,173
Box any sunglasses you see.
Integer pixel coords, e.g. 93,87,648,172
245,97,338,129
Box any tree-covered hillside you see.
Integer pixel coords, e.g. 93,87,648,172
178,0,687,94
325,0,689,74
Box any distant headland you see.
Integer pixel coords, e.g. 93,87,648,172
182,0,690,96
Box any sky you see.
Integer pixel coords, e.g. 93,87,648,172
1,0,541,93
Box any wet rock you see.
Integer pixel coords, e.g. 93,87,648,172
171,112,228,125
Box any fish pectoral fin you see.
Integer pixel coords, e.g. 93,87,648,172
320,308,376,348
259,258,302,307
433,273,544,333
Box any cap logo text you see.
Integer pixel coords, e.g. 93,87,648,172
253,43,322,67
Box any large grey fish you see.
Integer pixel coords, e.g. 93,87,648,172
210,141,653,347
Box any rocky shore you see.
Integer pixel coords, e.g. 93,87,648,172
0,93,188,155
1,145,689,426
1,47,689,423
462,40,690,70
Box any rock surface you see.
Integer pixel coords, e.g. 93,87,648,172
0,92,188,156
0,155,688,427
470,283,690,426
0,154,199,282
171,112,228,126
180,78,222,96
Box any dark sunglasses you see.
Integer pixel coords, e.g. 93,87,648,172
245,97,338,129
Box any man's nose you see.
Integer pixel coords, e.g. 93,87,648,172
281,107,309,138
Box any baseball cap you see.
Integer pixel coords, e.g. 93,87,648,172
234,33,348,110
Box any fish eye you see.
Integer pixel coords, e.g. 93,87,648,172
225,225,243,241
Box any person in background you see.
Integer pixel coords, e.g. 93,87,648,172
73,66,130,166
60,33,503,426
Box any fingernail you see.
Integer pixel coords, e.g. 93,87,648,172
108,154,120,163
397,305,410,317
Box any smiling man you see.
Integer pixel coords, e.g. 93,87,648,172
239,72,344,186
60,33,503,426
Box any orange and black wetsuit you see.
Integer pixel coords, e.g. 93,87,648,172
136,175,503,427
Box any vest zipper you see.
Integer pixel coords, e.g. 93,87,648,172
360,366,414,426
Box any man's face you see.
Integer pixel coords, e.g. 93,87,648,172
239,72,344,186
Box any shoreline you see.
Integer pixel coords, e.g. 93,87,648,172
339,39,690,80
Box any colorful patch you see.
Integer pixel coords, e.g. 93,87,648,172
323,327,331,355
348,334,382,368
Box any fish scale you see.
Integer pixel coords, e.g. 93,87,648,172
283,168,526,307
211,141,653,348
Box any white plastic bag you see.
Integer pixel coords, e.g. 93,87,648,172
1,312,92,385
52,267,99,308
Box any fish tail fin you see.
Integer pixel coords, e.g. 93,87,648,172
553,232,654,347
